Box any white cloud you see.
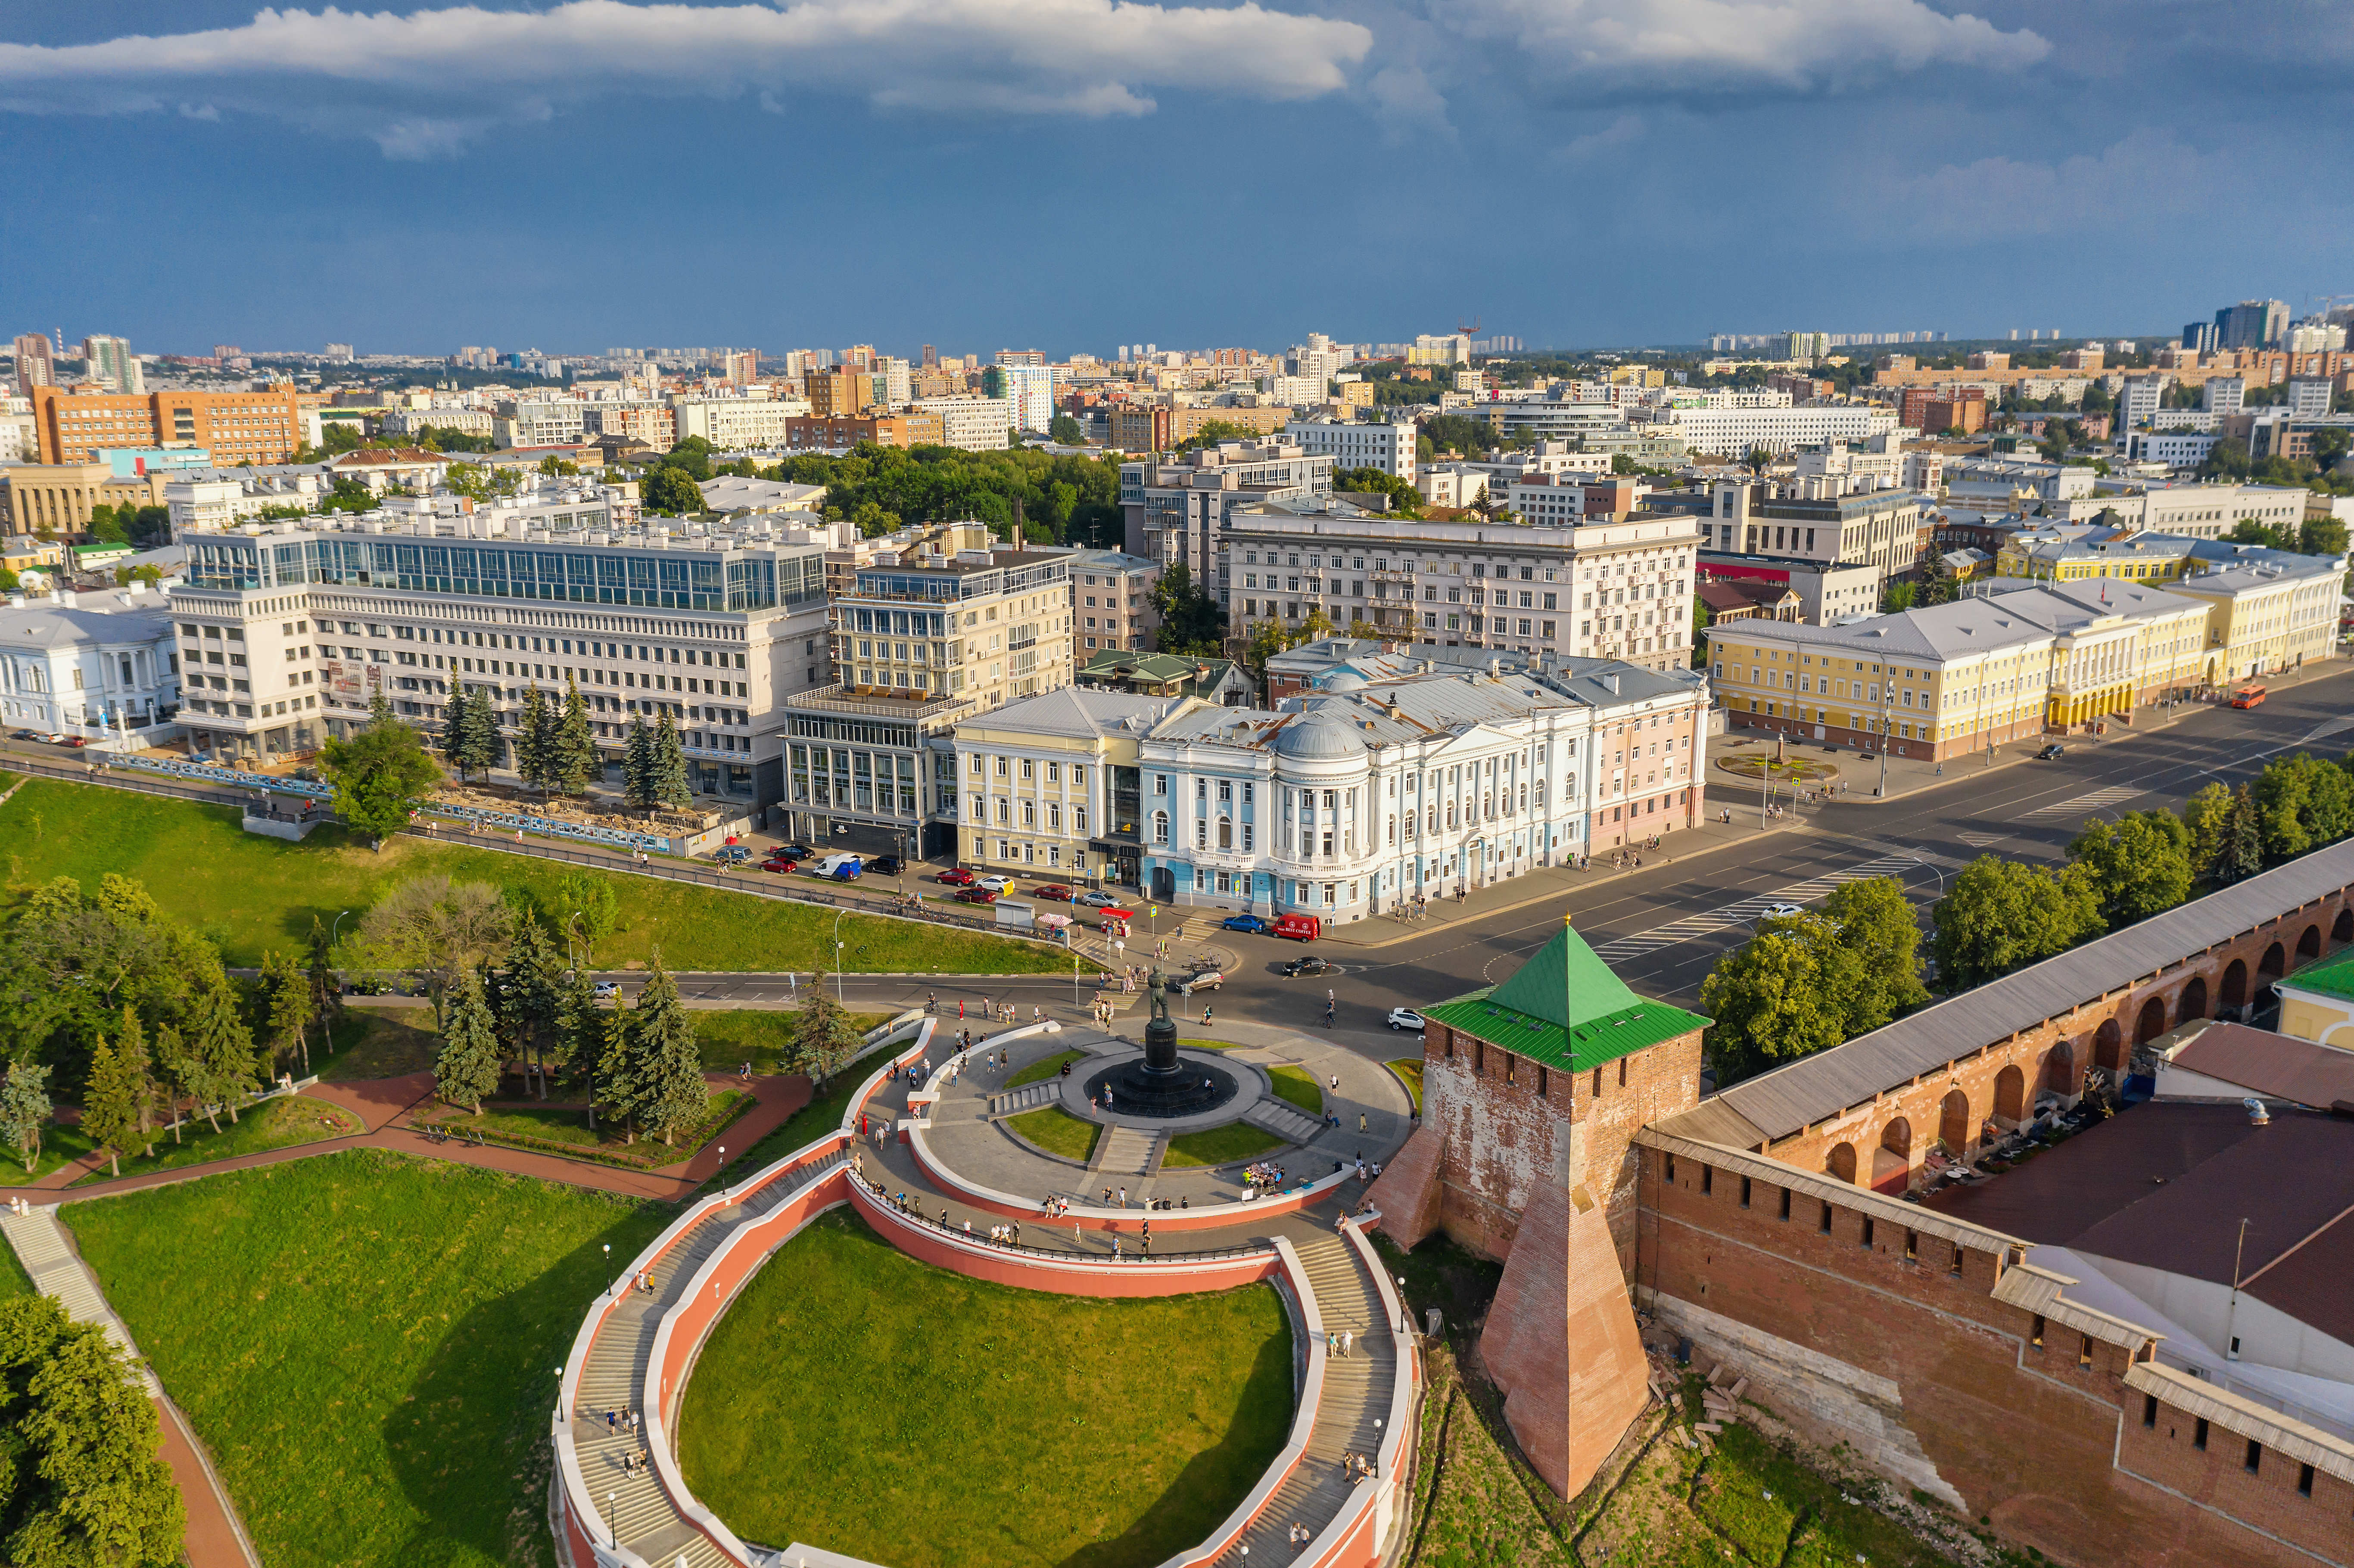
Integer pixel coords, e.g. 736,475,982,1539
1552,111,1643,161
0,0,1373,155
1875,128,2234,241
1437,0,2047,99
1366,64,1453,143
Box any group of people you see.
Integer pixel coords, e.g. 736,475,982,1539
1324,1328,1355,1358
1243,1161,1292,1196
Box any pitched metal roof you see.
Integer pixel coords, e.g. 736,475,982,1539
1428,924,1710,1073
1709,838,2354,1144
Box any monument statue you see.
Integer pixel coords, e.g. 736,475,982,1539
1086,963,1235,1117
1143,968,1177,1074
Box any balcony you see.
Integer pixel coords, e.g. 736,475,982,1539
784,684,972,724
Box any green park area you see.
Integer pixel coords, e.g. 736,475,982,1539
1388,1058,1423,1114
0,779,1070,975
61,1151,668,1568
1162,1121,1283,1167
4,1093,361,1185
1267,1064,1324,1117
704,1033,910,1190
1006,1103,1100,1162
1007,1047,1085,1087
678,1210,1292,1568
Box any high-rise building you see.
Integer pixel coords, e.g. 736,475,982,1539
2214,299,2287,352
324,344,355,363
32,385,303,465
81,335,139,394
2201,377,2245,416
13,333,55,395
722,349,759,385
984,363,1055,432
806,367,870,418
921,344,938,369
2180,321,2219,355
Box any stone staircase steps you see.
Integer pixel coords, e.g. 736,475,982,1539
987,1081,1062,1116
1090,1125,1159,1179
1243,1099,1326,1146
0,1207,142,1363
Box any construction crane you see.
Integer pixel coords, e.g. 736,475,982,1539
1457,316,1481,338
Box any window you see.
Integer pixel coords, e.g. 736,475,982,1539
1819,1202,1833,1234
2142,1395,2157,1429
1778,1188,1791,1222
1739,1176,1751,1209
1152,811,1169,844
1700,1166,1713,1197
2030,1315,2046,1349
2298,1462,2314,1498
2244,1437,2261,1475
1860,1217,1875,1250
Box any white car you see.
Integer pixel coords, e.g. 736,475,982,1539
1072,890,1119,908
593,981,623,1001
1759,902,1806,921
1387,1007,1426,1032
977,875,1013,892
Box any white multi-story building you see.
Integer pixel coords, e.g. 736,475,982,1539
0,585,181,744
492,399,587,449
1280,419,1418,482
912,396,1018,452
1482,398,1626,445
1222,510,1703,673
169,509,832,803
1260,375,1326,408
2202,377,2245,416
165,474,328,533
2117,375,2168,433
1645,403,1898,457
669,394,811,451
1112,656,1705,915
1121,441,1335,586
2287,379,2336,420
993,362,1056,433
2124,430,2222,469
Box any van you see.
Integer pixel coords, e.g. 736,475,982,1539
1272,914,1322,942
813,852,863,880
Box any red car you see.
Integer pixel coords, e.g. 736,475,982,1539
936,868,977,886
953,887,999,905
759,856,798,874
1032,885,1073,901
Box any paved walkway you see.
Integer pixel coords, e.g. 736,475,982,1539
0,1205,261,1568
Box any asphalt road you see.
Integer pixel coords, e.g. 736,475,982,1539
930,666,2352,1035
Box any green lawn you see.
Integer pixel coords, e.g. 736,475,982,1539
67,1095,363,1188
0,779,1073,975
61,1151,667,1568
1007,1048,1084,1087
318,1007,442,1080
679,1210,1292,1568
0,1231,30,1298
1007,1104,1100,1163
1267,1064,1324,1117
1163,1121,1285,1168
1178,1037,1245,1051
704,1036,908,1191
424,1088,752,1168
692,1008,894,1074
1388,1058,1424,1115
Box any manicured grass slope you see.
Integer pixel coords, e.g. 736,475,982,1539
1007,1104,1100,1162
1267,1064,1324,1117
63,1151,667,1568
0,779,1067,974
679,1211,1292,1568
1162,1121,1284,1168
68,1095,361,1186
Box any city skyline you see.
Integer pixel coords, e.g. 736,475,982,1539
3,0,2349,351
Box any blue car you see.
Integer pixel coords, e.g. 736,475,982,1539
1221,913,1272,935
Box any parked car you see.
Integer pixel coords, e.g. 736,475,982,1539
774,843,815,860
2035,743,2067,760
811,852,862,881
1759,902,1805,921
1072,890,1121,908
954,887,1000,905
1387,1007,1426,1032
866,855,903,876
1032,884,1074,901
759,853,799,873
1221,913,1272,935
1272,913,1322,941
977,874,1013,892
57,735,86,748
936,868,977,886
592,982,623,1001
7,729,36,741
1282,956,1338,978
1172,970,1224,994
711,844,750,864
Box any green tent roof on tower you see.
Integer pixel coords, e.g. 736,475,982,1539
1423,919,1711,1073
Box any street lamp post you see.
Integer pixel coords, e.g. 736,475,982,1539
601,1242,612,1295
832,907,847,1005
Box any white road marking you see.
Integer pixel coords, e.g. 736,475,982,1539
1956,831,2005,848
1585,853,1924,962
2019,786,2140,821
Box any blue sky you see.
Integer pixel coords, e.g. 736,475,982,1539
2,0,2348,358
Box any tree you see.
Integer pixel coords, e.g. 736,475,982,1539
81,1036,142,1179
2184,782,2233,882
1881,581,1917,613
622,717,657,810
150,1028,193,1145
305,918,346,1053
441,687,491,782
2068,810,2195,926
555,870,620,961
2301,516,2348,559
1332,466,1424,519
2226,517,2295,552
357,874,511,1023
1150,563,1225,656
495,912,565,1098
0,1061,52,1173
589,1010,644,1138
650,711,692,809
0,1294,187,1568
434,968,503,1114
642,466,704,517
2253,753,2354,862
1698,921,1856,1083
1930,856,2104,992
320,714,441,849
1819,877,1928,1031
2219,782,2266,884
551,678,597,796
261,947,317,1074
791,984,863,1091
112,1005,156,1156
181,974,257,1127
514,686,553,795
629,961,707,1145
1048,414,1085,445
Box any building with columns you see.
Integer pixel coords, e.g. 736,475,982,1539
0,585,182,743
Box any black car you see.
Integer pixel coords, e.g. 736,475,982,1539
867,855,903,876
1281,956,1338,978
7,729,35,741
775,843,815,859
2036,744,2066,760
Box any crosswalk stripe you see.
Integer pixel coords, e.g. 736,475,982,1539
2021,786,2139,821
1588,853,1922,961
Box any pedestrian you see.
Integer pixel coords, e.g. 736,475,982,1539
1358,1112,1367,1132
1117,1185,1127,1208
1330,1073,1339,1092
1340,1329,1352,1358
1203,1004,1212,1025
605,1408,618,1432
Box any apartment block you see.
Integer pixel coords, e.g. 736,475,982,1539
669,395,810,451
1281,418,1419,481
33,385,305,466
1121,441,1335,586
909,396,1016,451
492,400,588,450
